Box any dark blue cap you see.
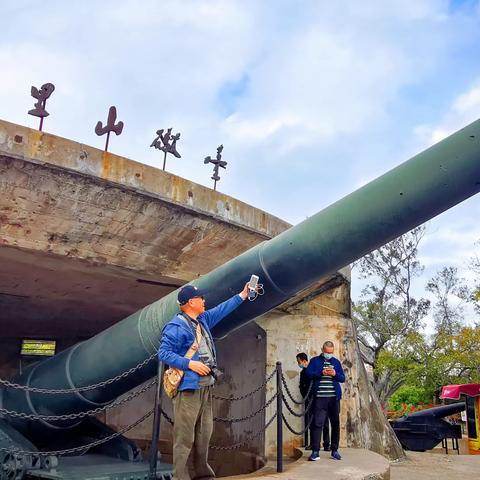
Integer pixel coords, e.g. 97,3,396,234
177,285,206,305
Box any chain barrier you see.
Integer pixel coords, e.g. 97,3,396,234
0,353,157,394
0,360,313,467
156,372,278,451
158,401,276,451
159,395,278,425
0,409,153,457
282,412,314,436
0,379,156,421
282,395,305,418
212,368,276,401
209,412,277,451
281,390,315,418
161,408,174,425
213,393,277,423
280,372,312,405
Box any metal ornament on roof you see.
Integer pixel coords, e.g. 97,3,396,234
204,145,227,191
95,106,124,152
28,83,55,131
150,128,181,171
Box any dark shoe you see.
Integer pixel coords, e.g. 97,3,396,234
323,445,330,452
331,450,342,460
305,445,312,450
308,451,320,461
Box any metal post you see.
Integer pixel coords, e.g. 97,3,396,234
276,361,283,473
105,131,111,152
39,99,48,132
149,359,165,480
163,151,167,171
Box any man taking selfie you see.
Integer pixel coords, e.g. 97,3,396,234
158,281,251,480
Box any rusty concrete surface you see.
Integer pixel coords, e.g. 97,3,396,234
0,119,289,239
0,119,293,337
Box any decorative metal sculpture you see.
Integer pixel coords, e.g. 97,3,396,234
28,83,55,131
204,145,227,191
150,128,181,171
95,106,124,152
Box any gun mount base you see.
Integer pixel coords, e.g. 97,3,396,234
25,455,173,480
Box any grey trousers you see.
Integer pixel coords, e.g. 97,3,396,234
172,387,215,480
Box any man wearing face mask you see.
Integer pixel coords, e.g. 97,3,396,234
296,353,330,452
305,341,345,461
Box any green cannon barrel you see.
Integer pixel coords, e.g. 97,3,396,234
3,120,480,440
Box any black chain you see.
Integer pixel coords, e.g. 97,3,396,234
0,353,158,394
282,412,314,436
0,409,153,456
282,390,315,417
281,373,312,405
282,395,305,418
0,380,156,421
209,412,277,451
214,393,277,423
212,369,275,401
161,408,174,425
160,407,276,451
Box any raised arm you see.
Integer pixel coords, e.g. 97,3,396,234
201,294,244,330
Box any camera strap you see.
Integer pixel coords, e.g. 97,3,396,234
178,314,202,356
180,314,216,362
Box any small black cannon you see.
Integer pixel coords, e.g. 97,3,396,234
391,403,465,451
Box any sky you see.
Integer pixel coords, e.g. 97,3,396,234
1,0,480,326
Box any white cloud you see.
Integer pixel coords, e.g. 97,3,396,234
1,0,480,258
415,80,480,146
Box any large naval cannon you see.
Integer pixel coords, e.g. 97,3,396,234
1,119,480,478
391,402,465,451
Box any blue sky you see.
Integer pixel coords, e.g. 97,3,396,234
2,0,480,324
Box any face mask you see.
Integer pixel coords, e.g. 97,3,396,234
323,353,333,360
298,363,305,369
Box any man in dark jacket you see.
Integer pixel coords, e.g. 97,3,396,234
305,341,345,461
159,282,250,480
296,352,330,451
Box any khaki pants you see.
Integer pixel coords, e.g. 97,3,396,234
172,387,215,480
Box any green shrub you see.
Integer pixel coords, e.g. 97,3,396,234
388,385,428,412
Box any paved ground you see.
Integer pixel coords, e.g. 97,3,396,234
225,449,480,479
226,448,390,479
391,451,480,479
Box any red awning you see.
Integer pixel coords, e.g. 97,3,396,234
440,384,480,400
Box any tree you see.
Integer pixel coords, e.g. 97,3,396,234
377,325,480,403
426,266,468,335
353,225,430,405
470,241,480,315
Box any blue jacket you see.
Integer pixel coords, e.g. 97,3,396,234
305,354,345,400
158,294,244,391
